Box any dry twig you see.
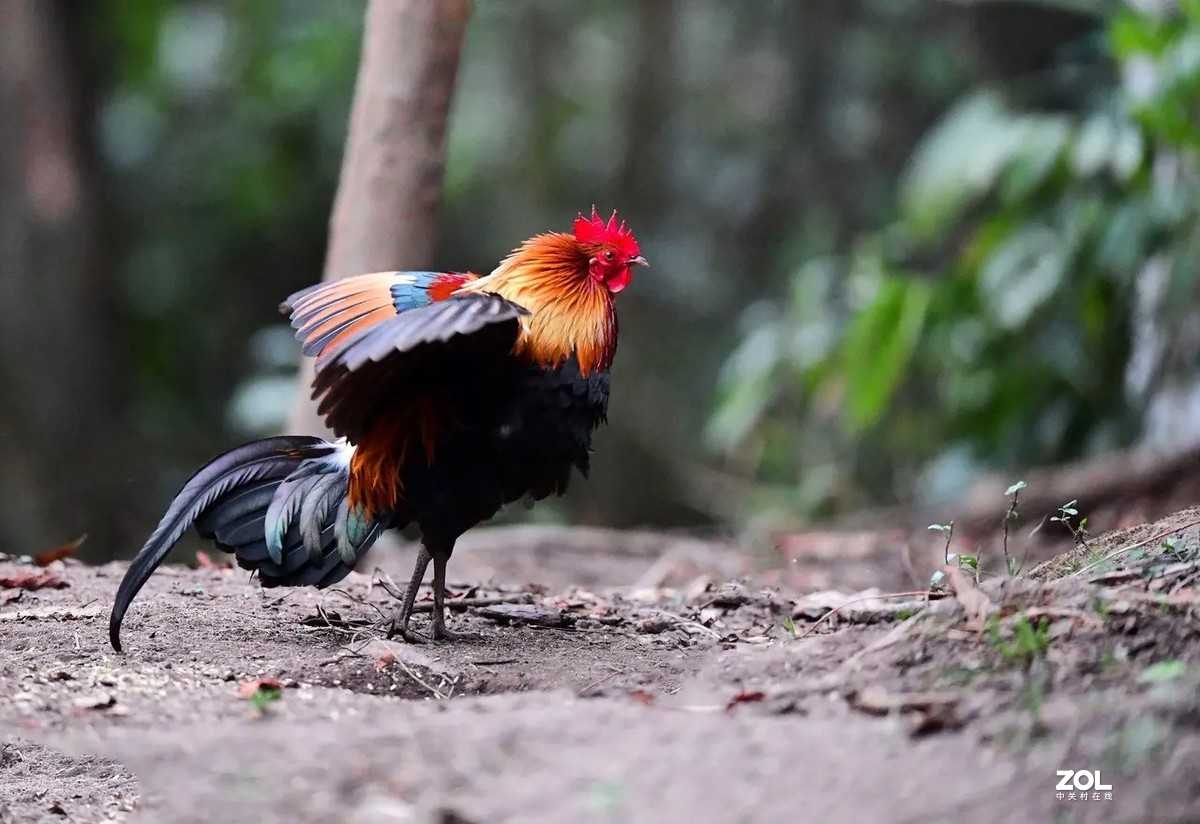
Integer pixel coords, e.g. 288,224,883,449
1071,517,1200,578
578,666,628,697
797,591,935,639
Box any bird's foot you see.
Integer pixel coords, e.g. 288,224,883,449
385,612,431,645
384,622,432,645
431,622,483,643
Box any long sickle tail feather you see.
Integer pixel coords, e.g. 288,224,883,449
109,436,385,652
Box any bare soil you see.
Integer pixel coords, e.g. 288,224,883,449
2,515,1200,824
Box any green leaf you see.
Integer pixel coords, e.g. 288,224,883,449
978,226,1068,329
1072,113,1118,177
1110,8,1168,59
841,279,931,430
1137,660,1186,683
901,91,1027,241
1001,117,1070,201
248,687,282,712
705,372,774,451
1109,122,1146,180
1006,481,1027,495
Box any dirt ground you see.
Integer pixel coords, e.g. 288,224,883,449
2,515,1200,824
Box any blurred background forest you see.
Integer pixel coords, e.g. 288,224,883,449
4,0,1200,564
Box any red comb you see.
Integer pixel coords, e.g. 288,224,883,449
573,207,641,257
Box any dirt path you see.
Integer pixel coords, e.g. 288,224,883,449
2,518,1199,823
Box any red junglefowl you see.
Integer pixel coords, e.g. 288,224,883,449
109,209,646,650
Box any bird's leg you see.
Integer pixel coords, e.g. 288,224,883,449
430,547,482,642
386,544,432,644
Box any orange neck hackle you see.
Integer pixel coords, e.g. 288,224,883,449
461,232,620,376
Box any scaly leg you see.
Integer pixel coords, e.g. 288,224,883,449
386,544,432,644
430,547,482,642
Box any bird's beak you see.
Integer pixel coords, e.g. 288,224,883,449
630,256,649,268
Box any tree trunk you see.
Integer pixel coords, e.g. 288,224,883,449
0,0,127,560
289,0,472,436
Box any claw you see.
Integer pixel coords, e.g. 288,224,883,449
431,624,482,643
399,627,433,645
385,610,430,645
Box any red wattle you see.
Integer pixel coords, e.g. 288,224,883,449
606,268,632,294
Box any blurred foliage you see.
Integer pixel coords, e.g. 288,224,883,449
710,1,1200,524
77,0,989,547
93,0,360,478
44,0,1196,557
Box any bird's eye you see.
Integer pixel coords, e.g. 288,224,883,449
603,250,615,262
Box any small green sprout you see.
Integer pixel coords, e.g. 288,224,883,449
1002,481,1026,576
987,614,1050,667
238,677,284,715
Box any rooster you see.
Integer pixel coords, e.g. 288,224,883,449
109,209,645,649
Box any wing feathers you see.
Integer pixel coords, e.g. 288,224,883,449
301,304,392,358
283,272,406,359
325,293,527,369
283,273,526,453
308,294,528,441
320,305,399,363
292,293,386,336
281,271,483,361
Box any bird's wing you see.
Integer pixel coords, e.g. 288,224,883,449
287,291,529,443
281,271,478,363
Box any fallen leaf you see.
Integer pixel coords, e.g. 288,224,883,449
847,686,962,719
194,550,232,570
944,565,993,632
628,689,655,706
72,693,115,712
359,639,451,678
0,571,68,591
635,616,673,634
34,535,87,567
707,583,751,609
237,676,284,699
909,702,967,737
791,588,886,620
726,691,766,710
